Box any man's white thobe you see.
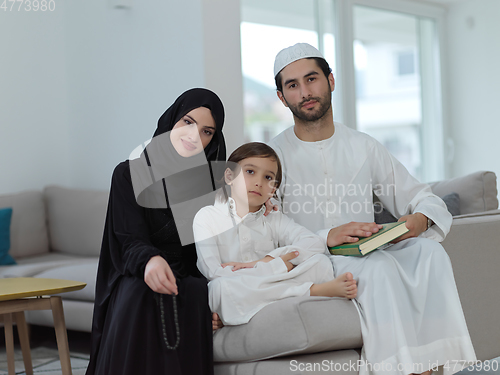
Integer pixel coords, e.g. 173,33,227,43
269,123,476,375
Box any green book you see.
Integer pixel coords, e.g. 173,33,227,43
328,221,409,256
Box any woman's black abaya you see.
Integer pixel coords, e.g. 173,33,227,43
86,88,226,375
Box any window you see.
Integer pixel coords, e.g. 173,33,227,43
240,0,445,181
352,4,444,181
397,50,417,76
240,0,337,143
353,6,424,178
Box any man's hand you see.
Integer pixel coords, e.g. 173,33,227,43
392,213,428,243
327,222,383,248
212,312,223,331
263,198,279,216
280,251,299,272
144,255,178,295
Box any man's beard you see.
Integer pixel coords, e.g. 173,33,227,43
284,87,332,123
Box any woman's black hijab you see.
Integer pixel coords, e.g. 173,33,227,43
130,88,227,246
86,90,225,369
132,88,226,207
153,87,226,162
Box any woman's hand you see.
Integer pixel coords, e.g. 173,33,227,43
144,255,178,295
263,198,279,216
327,222,383,247
212,312,224,331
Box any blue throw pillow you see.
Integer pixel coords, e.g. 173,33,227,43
0,207,17,265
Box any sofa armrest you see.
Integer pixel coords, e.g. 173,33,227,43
441,210,500,361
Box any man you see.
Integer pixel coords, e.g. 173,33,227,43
269,43,475,375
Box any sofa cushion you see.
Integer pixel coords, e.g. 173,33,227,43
429,171,498,215
44,186,109,257
215,349,361,375
0,191,49,258
375,192,462,224
0,252,90,278
34,258,98,301
0,207,16,265
213,296,362,363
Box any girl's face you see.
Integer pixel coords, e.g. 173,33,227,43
226,156,278,213
170,107,216,157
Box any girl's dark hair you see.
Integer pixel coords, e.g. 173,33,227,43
275,57,332,93
219,142,282,202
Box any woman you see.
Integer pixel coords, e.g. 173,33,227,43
86,88,226,375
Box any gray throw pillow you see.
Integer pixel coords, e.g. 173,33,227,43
373,202,397,224
374,192,461,224
429,171,498,214
442,192,460,216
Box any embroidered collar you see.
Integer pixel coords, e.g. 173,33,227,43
214,197,266,221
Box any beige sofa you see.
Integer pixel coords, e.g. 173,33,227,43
213,171,500,374
1,171,499,374
0,186,108,332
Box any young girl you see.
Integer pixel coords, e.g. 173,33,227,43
193,142,357,326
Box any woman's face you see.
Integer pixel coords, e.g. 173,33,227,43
170,107,216,157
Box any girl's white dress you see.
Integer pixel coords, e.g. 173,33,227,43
193,197,334,326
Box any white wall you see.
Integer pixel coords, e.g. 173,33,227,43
445,0,500,180
0,0,244,194
0,7,71,193
9,0,499,195
202,0,245,156
65,0,210,190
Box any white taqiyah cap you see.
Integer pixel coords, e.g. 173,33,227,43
274,43,325,77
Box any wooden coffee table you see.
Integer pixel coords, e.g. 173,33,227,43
0,277,86,375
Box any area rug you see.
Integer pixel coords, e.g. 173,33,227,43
0,346,89,375
1,347,498,375
456,358,500,375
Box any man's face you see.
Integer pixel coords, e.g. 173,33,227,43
277,58,335,122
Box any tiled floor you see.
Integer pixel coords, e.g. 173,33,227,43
0,347,89,375
25,325,91,355
456,358,500,375
0,325,91,375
